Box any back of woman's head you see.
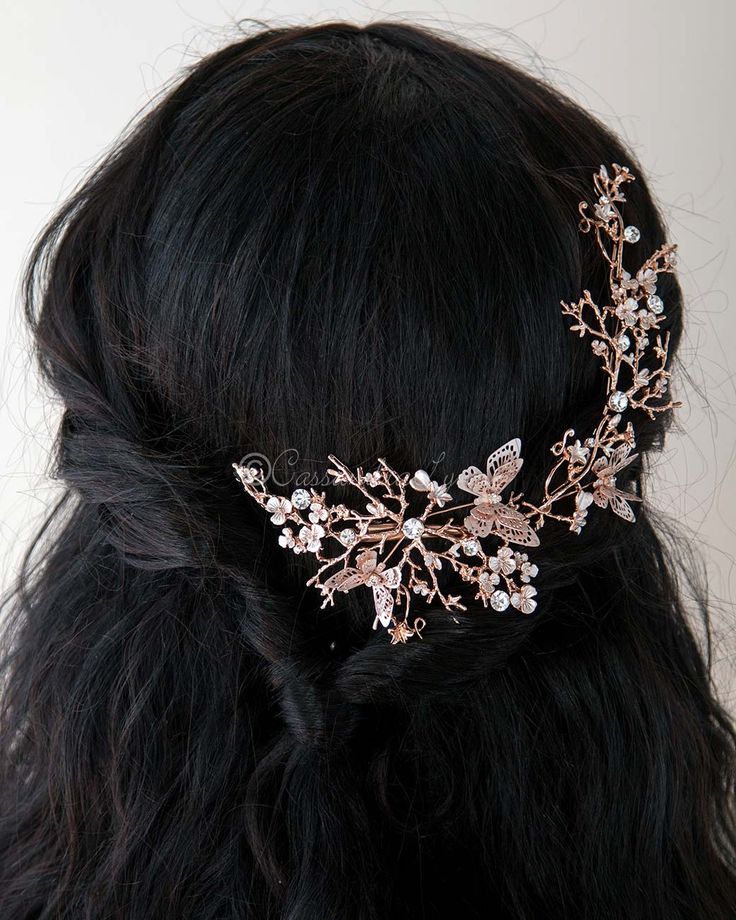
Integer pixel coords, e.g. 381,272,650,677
2,21,735,920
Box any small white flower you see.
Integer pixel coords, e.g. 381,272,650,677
278,528,295,549
423,552,442,571
520,561,538,583
479,570,501,591
266,496,292,526
511,584,538,614
488,546,516,576
298,523,325,554
364,471,382,487
615,297,639,327
366,502,386,517
637,310,657,331
413,582,431,596
637,267,658,294
238,466,258,484
591,340,608,357
308,501,328,524
612,270,639,301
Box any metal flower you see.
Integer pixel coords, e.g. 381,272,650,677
266,496,292,526
488,547,517,575
511,584,538,614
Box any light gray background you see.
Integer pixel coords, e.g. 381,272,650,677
1,1,734,700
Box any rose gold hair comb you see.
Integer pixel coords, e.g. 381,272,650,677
233,165,680,643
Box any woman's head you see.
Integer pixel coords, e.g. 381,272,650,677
2,22,735,920
31,21,683,650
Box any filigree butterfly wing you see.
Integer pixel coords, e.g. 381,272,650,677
464,505,496,537
322,568,368,593
485,439,524,494
457,465,490,497
592,489,610,510
608,444,638,475
382,566,402,589
372,586,395,628
608,489,637,523
489,503,540,547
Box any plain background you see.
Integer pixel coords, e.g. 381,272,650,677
1,0,735,701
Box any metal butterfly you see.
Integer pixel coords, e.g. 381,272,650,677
591,443,641,523
322,549,402,629
457,439,540,547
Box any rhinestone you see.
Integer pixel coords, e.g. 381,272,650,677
647,294,664,314
462,539,480,556
339,528,357,546
608,391,629,412
490,590,510,611
291,488,311,510
402,518,425,540
623,225,640,243
618,333,631,351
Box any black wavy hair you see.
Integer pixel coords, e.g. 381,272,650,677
1,21,735,920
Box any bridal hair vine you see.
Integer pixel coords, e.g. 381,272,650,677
233,165,680,644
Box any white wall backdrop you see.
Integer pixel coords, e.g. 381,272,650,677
1,0,734,697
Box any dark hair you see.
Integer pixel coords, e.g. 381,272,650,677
1,21,735,919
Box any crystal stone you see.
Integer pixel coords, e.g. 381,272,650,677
339,528,357,547
647,294,664,314
490,590,510,611
291,488,311,510
618,333,631,351
402,518,425,540
462,539,480,556
623,225,641,243
608,391,629,412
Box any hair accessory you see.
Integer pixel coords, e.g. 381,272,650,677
233,165,680,642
